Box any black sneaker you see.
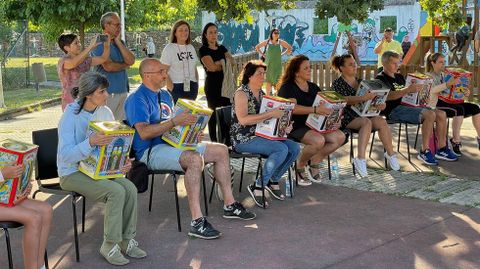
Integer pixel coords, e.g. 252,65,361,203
188,217,221,240
450,138,462,156
223,201,256,220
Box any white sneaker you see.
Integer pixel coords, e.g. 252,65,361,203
384,152,400,171
353,158,368,177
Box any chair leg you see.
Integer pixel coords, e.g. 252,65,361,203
384,148,388,169
414,124,420,149
148,174,155,212
81,196,86,233
202,172,208,216
208,178,216,203
288,166,293,198
44,250,49,269
239,157,246,192
71,195,80,262
369,131,376,158
294,161,298,187
397,122,402,152
350,133,356,176
255,159,261,180
258,159,265,209
5,228,13,269
32,189,39,199
172,174,181,232
405,123,411,163
327,155,331,180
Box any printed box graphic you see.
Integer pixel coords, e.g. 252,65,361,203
440,68,472,104
401,72,433,107
352,80,390,117
306,91,346,133
255,95,295,140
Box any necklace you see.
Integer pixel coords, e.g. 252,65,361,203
295,79,308,92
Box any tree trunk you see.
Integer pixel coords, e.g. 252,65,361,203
79,23,85,48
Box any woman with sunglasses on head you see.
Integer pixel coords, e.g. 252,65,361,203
57,71,146,266
331,54,400,176
255,28,292,96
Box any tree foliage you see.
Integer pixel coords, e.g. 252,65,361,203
315,0,384,27
419,0,465,32
197,0,295,23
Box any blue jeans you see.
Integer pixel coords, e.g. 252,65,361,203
234,137,300,186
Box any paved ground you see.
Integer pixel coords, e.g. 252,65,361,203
0,101,479,268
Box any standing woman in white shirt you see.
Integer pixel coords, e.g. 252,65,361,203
160,20,199,102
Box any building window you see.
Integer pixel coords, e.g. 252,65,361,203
380,16,397,32
313,17,328,34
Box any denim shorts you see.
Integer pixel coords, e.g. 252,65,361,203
140,142,207,172
389,105,430,124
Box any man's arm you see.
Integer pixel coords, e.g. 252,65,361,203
134,120,175,141
374,39,384,54
114,35,135,66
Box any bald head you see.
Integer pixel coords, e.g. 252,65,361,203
139,58,168,90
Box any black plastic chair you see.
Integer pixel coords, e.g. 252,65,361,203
348,128,387,174
369,120,418,163
147,168,209,232
1,221,49,269
32,128,85,262
210,106,294,207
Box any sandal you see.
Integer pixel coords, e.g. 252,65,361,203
308,163,323,183
296,167,312,186
247,184,269,208
266,181,285,201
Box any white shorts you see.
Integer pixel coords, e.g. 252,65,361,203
140,143,207,171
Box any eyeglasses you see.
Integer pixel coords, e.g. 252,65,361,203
253,71,266,76
273,31,279,34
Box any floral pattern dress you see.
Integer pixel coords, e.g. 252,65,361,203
230,84,264,148
332,76,362,129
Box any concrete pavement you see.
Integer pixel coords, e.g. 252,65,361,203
0,104,479,269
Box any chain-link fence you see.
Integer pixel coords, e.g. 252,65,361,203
1,20,29,91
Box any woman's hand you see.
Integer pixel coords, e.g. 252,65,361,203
267,108,284,119
316,103,333,115
1,165,23,179
285,121,294,134
378,103,387,111
446,77,461,88
89,132,114,146
363,91,376,101
121,158,134,174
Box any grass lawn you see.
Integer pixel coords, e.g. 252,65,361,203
0,87,61,113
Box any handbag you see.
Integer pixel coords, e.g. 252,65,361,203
260,40,269,62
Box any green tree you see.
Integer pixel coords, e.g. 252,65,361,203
419,0,464,32
198,0,295,23
315,0,384,26
4,0,118,45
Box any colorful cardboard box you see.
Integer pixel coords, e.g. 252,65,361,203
162,99,212,150
352,80,390,117
401,72,433,107
79,121,134,180
0,139,38,207
306,91,346,133
255,95,295,140
440,68,472,104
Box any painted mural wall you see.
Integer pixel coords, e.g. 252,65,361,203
202,3,422,63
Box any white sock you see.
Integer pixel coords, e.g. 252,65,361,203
40,264,46,269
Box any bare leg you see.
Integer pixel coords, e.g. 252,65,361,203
346,117,372,159
473,114,480,137
0,200,43,269
311,130,345,163
298,130,325,168
420,110,436,151
179,151,204,220
19,199,53,268
370,116,395,155
435,109,447,148
202,143,235,206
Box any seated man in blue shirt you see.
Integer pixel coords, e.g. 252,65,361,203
125,58,256,240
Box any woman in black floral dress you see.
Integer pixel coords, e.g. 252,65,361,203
331,54,399,176
231,60,300,208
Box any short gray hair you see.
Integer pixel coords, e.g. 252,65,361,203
381,51,400,65
71,71,109,114
100,12,119,29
